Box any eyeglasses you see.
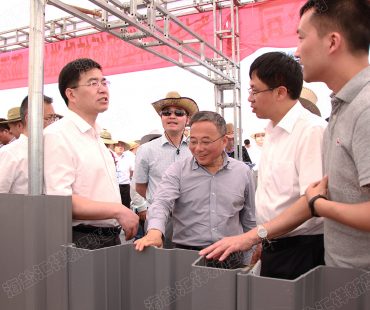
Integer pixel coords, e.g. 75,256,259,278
248,88,274,97
188,135,224,147
160,109,188,117
44,114,62,124
71,79,111,89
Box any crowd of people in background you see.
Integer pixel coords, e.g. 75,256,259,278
0,0,369,278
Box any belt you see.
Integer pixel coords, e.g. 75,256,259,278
174,243,206,251
264,234,323,252
72,224,122,236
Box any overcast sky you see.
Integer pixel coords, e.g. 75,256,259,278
0,1,97,31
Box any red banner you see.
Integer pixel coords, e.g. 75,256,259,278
0,0,305,90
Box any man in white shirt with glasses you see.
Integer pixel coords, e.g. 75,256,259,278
44,58,138,249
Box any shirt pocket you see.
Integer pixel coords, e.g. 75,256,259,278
267,161,295,197
216,190,245,217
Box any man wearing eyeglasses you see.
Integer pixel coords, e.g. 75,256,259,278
201,52,327,279
201,0,370,273
135,111,256,267
44,58,139,249
0,95,56,194
134,91,198,246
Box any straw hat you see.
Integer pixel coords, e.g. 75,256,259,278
0,107,21,124
100,129,117,145
128,141,140,150
250,132,265,139
299,87,321,116
151,91,199,117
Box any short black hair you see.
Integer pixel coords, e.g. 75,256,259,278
300,0,370,54
244,139,250,145
58,58,102,105
249,52,303,100
0,118,10,131
20,95,53,124
189,111,226,136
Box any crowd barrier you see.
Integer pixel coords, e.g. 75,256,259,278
0,194,71,310
0,194,369,310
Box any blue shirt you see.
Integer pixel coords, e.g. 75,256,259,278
134,135,191,204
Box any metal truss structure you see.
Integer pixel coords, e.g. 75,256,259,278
1,1,262,167
0,0,256,127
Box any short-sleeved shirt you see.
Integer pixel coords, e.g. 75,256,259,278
256,102,327,237
147,154,256,247
44,110,121,227
134,135,191,204
323,66,370,269
0,134,28,194
116,151,135,185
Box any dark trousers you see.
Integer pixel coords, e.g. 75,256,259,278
174,243,244,269
119,184,131,207
72,224,121,250
260,234,325,280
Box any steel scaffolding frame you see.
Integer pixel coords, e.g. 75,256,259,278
1,0,261,191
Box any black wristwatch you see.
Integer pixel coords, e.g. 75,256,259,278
308,194,327,217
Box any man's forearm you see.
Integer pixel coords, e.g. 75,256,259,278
262,196,311,239
315,199,370,232
72,194,125,220
135,183,147,199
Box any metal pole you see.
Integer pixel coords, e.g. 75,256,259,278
28,0,46,195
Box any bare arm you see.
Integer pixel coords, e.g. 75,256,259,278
306,176,370,232
72,194,139,240
135,183,148,199
200,196,310,261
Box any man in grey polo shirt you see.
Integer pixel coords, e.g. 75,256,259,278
135,111,256,266
200,0,370,270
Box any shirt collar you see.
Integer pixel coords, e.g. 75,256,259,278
266,102,304,134
66,110,100,136
18,134,28,141
191,151,231,171
334,66,370,104
160,133,188,146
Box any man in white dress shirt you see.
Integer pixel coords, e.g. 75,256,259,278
44,58,138,249
202,52,327,279
0,95,56,194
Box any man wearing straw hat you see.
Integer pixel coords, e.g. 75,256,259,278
134,91,198,245
0,107,24,139
44,58,138,249
114,139,137,208
0,119,15,148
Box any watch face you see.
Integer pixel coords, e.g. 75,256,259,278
258,225,268,239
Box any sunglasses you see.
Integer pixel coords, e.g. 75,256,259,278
160,109,187,117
